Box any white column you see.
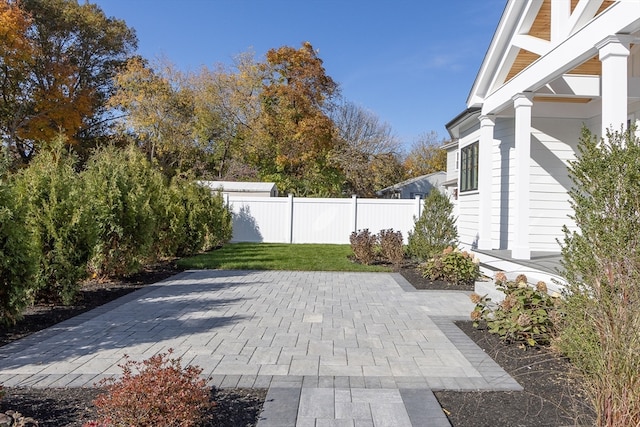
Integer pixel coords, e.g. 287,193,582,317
512,94,533,260
477,114,495,250
598,35,630,137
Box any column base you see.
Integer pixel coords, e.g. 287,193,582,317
511,246,531,260
476,237,492,251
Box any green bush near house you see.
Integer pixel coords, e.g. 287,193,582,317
557,127,640,426
421,246,479,285
470,273,561,347
407,190,458,261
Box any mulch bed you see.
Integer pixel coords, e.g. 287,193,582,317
0,262,594,426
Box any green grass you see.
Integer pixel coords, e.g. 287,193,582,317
177,242,391,272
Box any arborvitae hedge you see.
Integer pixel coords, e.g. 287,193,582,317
0,141,233,320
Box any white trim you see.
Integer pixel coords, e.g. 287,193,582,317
482,2,640,114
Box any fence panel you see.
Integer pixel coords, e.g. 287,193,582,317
290,197,355,243
355,198,422,242
226,195,423,244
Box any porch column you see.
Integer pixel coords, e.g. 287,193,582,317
477,114,495,250
597,35,630,137
512,93,533,260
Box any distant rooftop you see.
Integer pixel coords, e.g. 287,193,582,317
199,181,278,196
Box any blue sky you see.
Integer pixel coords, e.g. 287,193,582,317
93,0,505,151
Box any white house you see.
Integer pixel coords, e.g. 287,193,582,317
376,171,446,199
445,0,640,264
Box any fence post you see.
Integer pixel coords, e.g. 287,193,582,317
287,194,294,243
351,195,358,233
415,195,422,219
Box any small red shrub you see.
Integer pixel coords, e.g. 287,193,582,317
88,349,213,427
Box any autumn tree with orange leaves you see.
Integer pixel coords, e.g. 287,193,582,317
0,0,137,167
251,42,343,196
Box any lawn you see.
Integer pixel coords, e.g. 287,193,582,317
176,242,391,272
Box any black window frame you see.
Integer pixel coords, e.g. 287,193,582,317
460,142,479,192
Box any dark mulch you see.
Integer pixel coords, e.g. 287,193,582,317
397,264,475,291
0,262,594,426
435,321,594,426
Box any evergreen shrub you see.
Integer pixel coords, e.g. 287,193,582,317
83,145,165,276
407,190,457,261
0,178,38,324
13,139,94,304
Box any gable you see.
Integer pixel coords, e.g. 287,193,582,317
470,0,618,106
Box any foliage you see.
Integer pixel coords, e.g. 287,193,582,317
188,53,263,180
407,190,458,261
471,273,562,347
0,0,137,166
82,144,166,276
378,229,404,267
330,100,405,197
251,42,343,196
108,58,197,174
403,131,447,178
161,176,232,257
89,349,213,427
349,229,378,265
557,127,640,426
0,176,37,325
421,246,479,285
12,138,94,304
178,243,391,272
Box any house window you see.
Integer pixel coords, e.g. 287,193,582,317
460,142,478,192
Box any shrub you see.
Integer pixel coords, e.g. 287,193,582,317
407,190,458,261
470,272,562,347
13,138,94,304
0,178,38,324
89,349,213,427
349,229,377,265
557,127,640,426
421,246,479,285
82,144,166,276
157,176,232,257
378,228,404,267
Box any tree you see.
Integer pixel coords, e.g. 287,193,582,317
108,57,196,173
557,127,640,426
404,131,447,178
188,52,263,180
0,0,137,166
251,42,342,196
331,100,404,196
407,189,458,261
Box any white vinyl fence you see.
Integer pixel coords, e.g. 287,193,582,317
224,194,424,244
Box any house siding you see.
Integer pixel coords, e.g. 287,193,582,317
457,126,481,247
458,192,480,247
